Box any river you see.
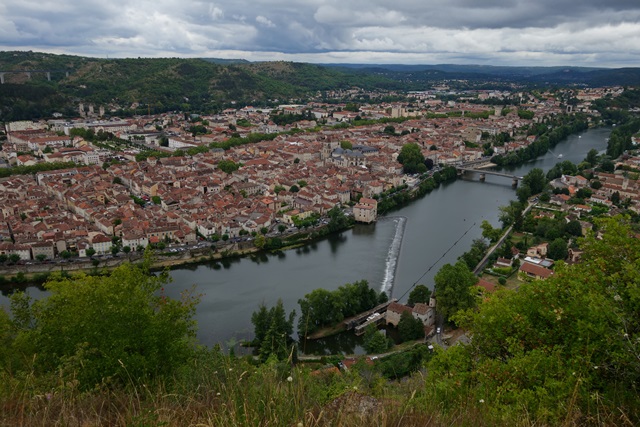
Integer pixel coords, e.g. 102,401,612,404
1,127,611,354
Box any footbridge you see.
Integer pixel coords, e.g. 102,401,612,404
456,160,523,187
344,299,397,335
0,69,71,84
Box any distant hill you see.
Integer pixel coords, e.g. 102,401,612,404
323,63,640,87
0,51,401,120
1,51,640,121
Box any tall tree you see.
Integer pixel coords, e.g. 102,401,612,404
434,261,478,322
398,311,425,342
363,324,391,354
407,284,432,306
257,299,296,361
397,142,425,174
522,167,547,194
298,289,343,337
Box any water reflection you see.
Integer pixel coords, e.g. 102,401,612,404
352,223,376,236
327,233,348,254
249,253,270,264
301,332,365,356
0,282,47,298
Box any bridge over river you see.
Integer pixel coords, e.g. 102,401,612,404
455,159,523,187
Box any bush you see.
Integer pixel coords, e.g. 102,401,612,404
6,257,199,389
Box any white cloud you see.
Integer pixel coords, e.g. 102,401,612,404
0,0,638,67
256,15,275,28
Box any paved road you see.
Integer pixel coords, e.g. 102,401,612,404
473,200,537,275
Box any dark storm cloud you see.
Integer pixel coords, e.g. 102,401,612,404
0,0,639,66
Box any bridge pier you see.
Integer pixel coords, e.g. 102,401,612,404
26,72,31,80
46,72,51,81
512,178,518,188
65,71,69,78
0,73,4,84
479,173,486,182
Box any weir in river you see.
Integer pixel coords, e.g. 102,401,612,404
380,216,407,296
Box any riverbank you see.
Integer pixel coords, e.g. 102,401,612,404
0,168,458,285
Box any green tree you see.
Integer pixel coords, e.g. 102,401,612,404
611,191,621,205
565,220,583,237
0,254,7,264
601,159,615,172
585,148,599,166
450,216,640,422
251,299,296,361
522,168,546,194
152,195,161,204
397,143,425,174
260,227,269,235
35,254,48,262
7,259,198,389
298,288,343,337
516,184,532,204
277,224,286,233
434,261,478,322
327,205,349,232
459,238,489,270
217,159,240,174
85,248,96,258
340,140,353,150
398,311,425,342
59,250,71,260
289,185,299,193
499,201,524,230
8,254,21,264
480,220,502,242
407,285,431,306
363,324,391,354
548,238,568,261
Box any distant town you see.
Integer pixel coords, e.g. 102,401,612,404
0,85,638,273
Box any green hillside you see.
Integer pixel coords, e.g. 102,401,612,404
0,51,400,120
1,216,639,426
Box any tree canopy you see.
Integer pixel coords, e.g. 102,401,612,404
434,261,478,322
407,284,432,306
397,142,425,174
251,299,296,361
446,216,640,423
4,257,198,389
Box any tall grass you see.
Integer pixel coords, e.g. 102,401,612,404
0,350,628,426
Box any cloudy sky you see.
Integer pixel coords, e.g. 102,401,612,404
1,0,639,67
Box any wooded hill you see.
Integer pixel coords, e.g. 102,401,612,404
1,51,640,121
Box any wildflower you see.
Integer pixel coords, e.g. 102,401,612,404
479,399,485,404
297,423,303,427
45,393,52,401
229,368,233,371
593,366,599,369
353,386,358,390
287,376,293,382
216,392,221,396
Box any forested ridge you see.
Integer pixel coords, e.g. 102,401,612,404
2,51,640,122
